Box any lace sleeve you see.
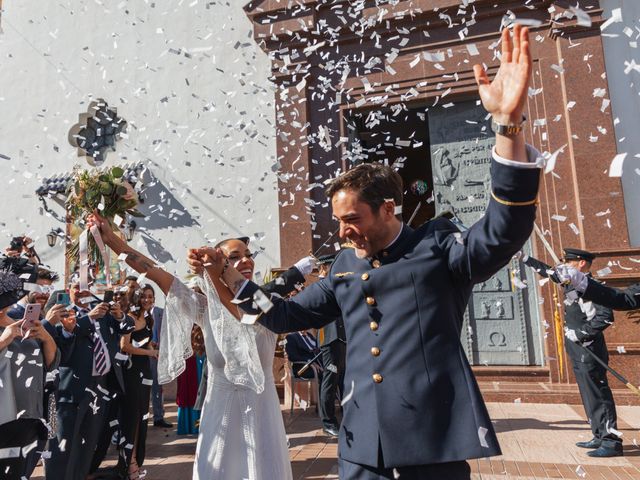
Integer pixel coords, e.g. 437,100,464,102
157,274,265,394
157,278,207,385
204,272,265,394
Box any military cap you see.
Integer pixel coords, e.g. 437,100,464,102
563,247,596,262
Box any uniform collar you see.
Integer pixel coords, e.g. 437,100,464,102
370,224,412,266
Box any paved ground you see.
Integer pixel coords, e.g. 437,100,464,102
32,402,640,479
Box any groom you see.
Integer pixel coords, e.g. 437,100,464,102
192,25,540,480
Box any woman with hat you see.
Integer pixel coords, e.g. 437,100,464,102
0,256,62,479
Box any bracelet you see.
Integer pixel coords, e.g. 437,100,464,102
491,114,527,137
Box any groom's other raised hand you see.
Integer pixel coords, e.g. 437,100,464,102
187,247,225,277
473,23,531,163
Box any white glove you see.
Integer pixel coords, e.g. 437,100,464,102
564,327,594,347
564,328,579,343
556,264,588,293
512,251,526,262
294,256,316,276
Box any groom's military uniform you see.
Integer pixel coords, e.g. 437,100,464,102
236,153,541,479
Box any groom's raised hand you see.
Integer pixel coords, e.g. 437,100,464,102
474,23,531,125
473,23,531,162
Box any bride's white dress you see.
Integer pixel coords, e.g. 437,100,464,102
157,275,292,480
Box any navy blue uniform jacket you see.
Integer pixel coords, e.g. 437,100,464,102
582,280,640,312
237,158,540,467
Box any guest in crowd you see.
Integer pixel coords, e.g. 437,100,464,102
315,254,346,438
45,278,134,480
124,275,140,293
0,256,61,480
141,284,173,429
176,324,206,435
285,329,322,380
8,266,60,320
116,285,159,479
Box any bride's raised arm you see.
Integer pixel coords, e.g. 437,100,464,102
87,211,175,296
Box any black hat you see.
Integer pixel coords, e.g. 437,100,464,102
317,254,337,266
563,248,596,262
0,256,38,310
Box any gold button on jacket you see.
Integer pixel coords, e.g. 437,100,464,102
371,347,380,356
366,296,375,306
361,273,370,281
372,373,383,383
369,321,379,331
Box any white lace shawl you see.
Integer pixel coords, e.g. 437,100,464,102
157,273,265,394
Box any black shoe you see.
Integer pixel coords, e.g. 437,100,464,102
322,426,339,437
153,419,173,428
587,445,623,458
576,438,601,449
86,466,121,479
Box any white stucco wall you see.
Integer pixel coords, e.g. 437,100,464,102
0,1,280,297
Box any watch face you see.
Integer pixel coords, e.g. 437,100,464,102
491,119,523,136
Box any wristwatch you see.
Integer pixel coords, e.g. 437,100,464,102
491,115,527,137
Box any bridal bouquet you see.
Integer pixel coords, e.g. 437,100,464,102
66,166,144,269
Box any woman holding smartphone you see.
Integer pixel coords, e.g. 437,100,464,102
0,257,64,479
117,285,158,479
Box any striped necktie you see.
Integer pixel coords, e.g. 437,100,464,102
93,331,110,376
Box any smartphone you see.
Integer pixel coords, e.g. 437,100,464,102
21,303,42,337
56,292,71,307
103,290,114,304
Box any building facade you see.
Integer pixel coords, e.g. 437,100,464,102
0,1,282,292
244,0,640,402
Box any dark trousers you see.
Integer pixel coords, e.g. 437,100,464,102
150,356,165,421
0,418,48,480
339,457,471,480
319,340,346,429
90,394,123,473
45,395,108,480
572,356,621,447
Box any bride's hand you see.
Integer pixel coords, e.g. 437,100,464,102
87,210,119,245
187,248,205,275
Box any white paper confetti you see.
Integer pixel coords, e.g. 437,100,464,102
608,153,626,177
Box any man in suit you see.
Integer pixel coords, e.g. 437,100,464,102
285,330,322,379
145,285,173,428
316,254,346,437
45,280,134,480
192,24,540,480
524,249,622,457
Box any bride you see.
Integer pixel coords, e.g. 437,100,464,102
87,212,294,480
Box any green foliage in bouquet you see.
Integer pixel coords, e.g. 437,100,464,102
66,166,145,269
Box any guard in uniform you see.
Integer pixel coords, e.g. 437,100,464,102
556,260,639,312
316,254,346,437
524,248,622,457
